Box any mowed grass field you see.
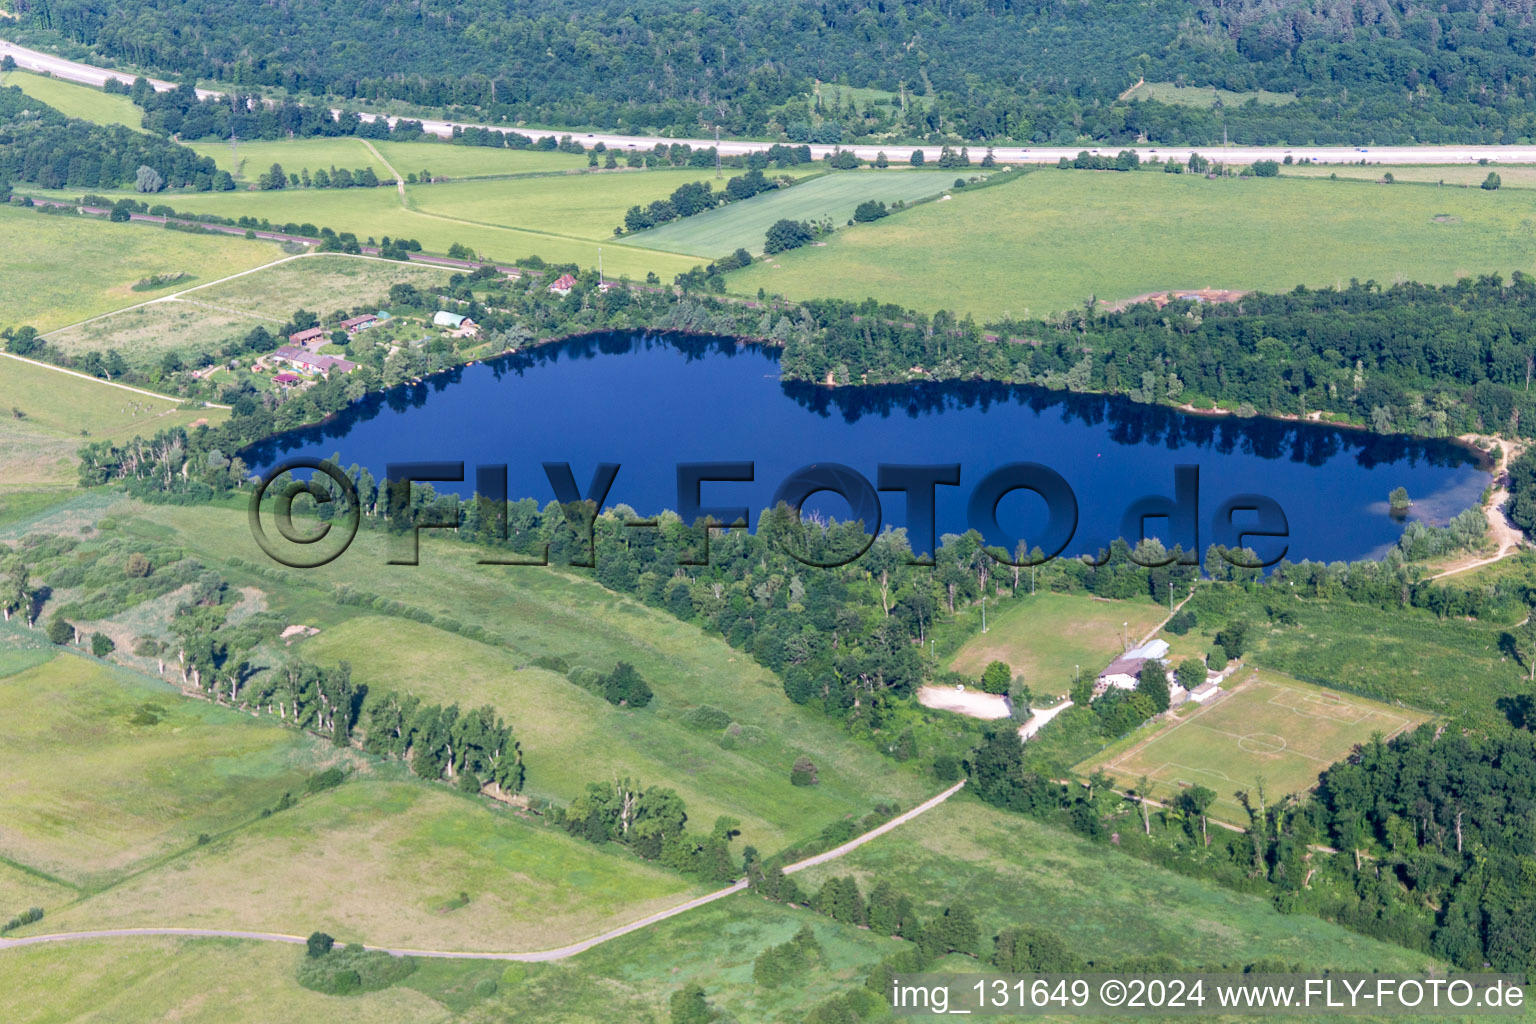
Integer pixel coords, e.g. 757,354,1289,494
186,137,392,181
795,798,1435,972
0,647,329,887
628,169,958,257
406,167,752,240
191,252,452,317
0,70,144,129
0,357,225,485
375,139,590,178
1084,670,1430,825
103,501,934,855
30,778,700,951
947,591,1168,694
0,205,283,332
730,169,1536,317
87,185,700,280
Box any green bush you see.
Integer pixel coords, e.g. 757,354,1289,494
683,704,732,731
296,945,417,996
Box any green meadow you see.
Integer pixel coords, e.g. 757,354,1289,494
1122,80,1297,107
628,169,958,257
730,169,1536,317
90,500,935,855
45,300,269,366
0,70,144,129
375,139,590,179
67,185,700,279
30,777,700,952
946,591,1168,695
1283,162,1536,189
0,357,224,486
0,648,329,887
0,205,283,332
407,168,748,240
186,137,392,181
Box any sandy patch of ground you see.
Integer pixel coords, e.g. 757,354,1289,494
917,684,1010,719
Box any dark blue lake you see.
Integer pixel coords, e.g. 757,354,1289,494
247,333,1490,565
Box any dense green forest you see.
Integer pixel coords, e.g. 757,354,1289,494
13,0,1536,143
0,82,217,188
787,275,1536,440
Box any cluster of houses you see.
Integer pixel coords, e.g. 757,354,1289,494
260,307,489,387
1095,638,1221,707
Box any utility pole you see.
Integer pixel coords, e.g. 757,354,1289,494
1169,581,1174,613
1123,621,1129,650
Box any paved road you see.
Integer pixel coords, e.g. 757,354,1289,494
0,780,965,962
6,37,1536,167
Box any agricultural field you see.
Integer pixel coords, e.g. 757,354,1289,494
730,169,1536,318
947,591,1168,695
795,798,1435,972
1083,670,1430,825
0,69,143,129
406,168,750,240
374,139,589,179
190,252,452,318
1283,162,1536,189
70,185,700,280
45,300,271,367
0,205,283,332
628,169,958,258
0,647,330,888
76,500,936,855
186,137,392,182
0,356,225,486
29,777,700,951
1122,80,1297,107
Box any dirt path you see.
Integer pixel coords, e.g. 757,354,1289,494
0,781,966,962
1430,436,1527,580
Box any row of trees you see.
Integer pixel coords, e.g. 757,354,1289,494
618,167,784,234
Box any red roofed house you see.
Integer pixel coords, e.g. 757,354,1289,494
269,346,356,378
289,326,326,347
340,314,378,334
548,273,578,296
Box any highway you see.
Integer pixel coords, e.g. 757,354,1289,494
5,37,1536,167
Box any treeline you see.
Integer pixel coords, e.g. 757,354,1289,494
552,780,743,883
0,84,218,190
783,275,1536,440
23,0,1536,144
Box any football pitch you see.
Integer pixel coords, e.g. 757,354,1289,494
1084,671,1430,825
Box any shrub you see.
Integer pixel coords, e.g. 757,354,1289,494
90,632,115,657
932,754,962,782
296,945,416,996
46,616,73,645
1207,648,1228,671
683,704,732,731
306,932,335,958
304,767,346,794
790,755,819,786
1165,608,1196,635
980,660,1012,694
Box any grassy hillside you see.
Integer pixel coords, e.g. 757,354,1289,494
186,137,392,181
189,252,452,317
0,70,143,129
83,500,936,855
730,169,1536,318
0,646,332,887
795,798,1436,972
0,205,283,332
0,357,225,486
375,140,589,179
30,777,700,951
628,170,957,258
